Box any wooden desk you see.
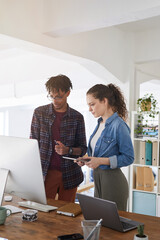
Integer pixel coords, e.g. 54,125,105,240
1,196,160,240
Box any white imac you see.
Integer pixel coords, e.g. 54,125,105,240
0,135,47,205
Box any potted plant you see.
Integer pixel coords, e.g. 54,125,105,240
135,94,159,137
134,225,148,239
137,93,158,115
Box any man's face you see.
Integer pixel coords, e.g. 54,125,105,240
49,89,70,112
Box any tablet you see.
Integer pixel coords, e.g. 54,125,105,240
62,156,90,163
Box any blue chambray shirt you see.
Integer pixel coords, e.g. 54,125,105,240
87,112,134,169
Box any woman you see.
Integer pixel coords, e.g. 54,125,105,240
77,84,134,211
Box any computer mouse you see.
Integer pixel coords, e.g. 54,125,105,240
4,196,13,202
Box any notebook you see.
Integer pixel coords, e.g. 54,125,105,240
77,193,144,233
56,202,82,217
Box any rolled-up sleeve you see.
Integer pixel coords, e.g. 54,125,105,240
109,122,134,169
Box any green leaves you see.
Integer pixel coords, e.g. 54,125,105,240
135,94,159,137
137,93,159,114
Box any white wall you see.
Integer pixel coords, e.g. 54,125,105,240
0,0,136,104
134,28,160,105
0,106,34,138
135,28,160,63
49,27,133,84
1,1,160,112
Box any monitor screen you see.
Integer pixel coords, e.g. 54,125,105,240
0,135,46,205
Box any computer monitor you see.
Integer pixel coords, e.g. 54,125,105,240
0,135,47,205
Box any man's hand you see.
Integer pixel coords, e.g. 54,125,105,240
55,141,69,155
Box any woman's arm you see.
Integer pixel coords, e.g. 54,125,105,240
85,156,110,169
110,122,134,168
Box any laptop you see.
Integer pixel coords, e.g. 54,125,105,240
77,193,144,233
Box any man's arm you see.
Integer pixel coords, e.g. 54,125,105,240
55,114,87,156
30,110,40,141
74,114,87,156
55,141,83,156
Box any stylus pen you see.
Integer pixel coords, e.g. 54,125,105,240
86,218,103,240
54,140,59,145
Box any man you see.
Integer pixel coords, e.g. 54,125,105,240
30,74,87,202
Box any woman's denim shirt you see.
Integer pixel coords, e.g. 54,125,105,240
87,112,134,169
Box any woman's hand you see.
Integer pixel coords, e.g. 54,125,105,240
74,156,101,169
85,156,101,169
74,157,85,167
74,156,110,169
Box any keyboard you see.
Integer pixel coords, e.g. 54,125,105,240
18,201,58,212
121,221,135,230
4,205,23,214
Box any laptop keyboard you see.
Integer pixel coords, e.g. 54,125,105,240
121,221,135,229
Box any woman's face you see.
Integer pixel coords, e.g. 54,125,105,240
86,93,109,118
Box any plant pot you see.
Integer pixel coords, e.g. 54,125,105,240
141,100,151,111
133,234,148,240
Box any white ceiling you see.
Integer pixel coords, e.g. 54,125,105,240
136,61,160,79
117,15,160,32
0,45,108,97
1,0,160,102
43,0,160,37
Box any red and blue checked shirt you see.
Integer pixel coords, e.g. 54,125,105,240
30,103,87,190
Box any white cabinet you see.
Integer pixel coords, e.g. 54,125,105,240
129,111,160,216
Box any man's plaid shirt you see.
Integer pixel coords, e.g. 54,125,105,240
30,103,87,189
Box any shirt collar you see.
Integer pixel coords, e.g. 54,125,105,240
48,103,71,117
98,112,118,125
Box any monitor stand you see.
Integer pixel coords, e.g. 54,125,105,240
0,168,9,206
0,168,23,213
